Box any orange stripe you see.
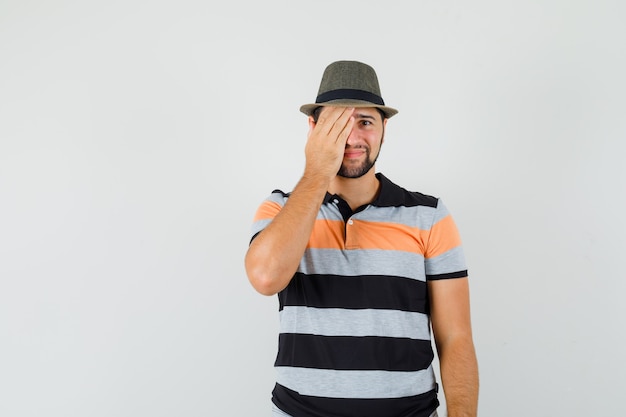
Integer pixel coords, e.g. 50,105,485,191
307,219,345,249
305,215,461,256
424,215,462,258
346,219,428,253
253,200,282,222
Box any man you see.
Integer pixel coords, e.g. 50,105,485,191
245,60,478,417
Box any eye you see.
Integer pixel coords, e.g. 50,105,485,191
360,120,372,126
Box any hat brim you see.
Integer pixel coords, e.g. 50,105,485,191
300,99,398,119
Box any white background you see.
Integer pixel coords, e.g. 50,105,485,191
1,1,624,416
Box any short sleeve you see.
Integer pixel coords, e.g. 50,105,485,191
249,190,288,243
424,199,468,280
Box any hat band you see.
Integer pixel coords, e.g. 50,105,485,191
315,89,385,105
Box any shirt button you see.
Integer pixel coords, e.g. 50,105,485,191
347,219,353,225
333,199,339,204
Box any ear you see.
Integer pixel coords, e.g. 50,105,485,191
382,118,388,144
307,116,316,137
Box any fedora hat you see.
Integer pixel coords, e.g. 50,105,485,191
300,60,398,118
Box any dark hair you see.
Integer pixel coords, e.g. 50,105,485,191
312,106,386,123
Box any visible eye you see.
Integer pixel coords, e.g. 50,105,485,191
360,120,372,126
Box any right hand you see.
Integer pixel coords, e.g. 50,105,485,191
304,106,355,180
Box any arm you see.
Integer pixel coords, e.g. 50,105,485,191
428,277,479,417
245,107,355,296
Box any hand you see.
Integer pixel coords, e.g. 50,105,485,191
304,106,355,180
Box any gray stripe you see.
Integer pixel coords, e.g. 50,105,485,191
267,192,288,205
279,307,431,340
271,404,292,417
257,194,451,227
432,199,451,224
352,204,438,229
275,366,437,399
318,204,344,221
251,218,272,237
425,246,467,275
300,248,426,280
300,199,443,228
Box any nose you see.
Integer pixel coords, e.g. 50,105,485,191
346,126,359,146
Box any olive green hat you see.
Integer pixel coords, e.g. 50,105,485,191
300,60,398,119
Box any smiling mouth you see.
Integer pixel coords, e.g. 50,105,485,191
344,150,366,158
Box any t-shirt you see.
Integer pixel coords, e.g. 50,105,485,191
250,173,468,417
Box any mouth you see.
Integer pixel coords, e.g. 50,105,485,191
343,149,366,159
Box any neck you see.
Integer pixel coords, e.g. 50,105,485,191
328,169,380,211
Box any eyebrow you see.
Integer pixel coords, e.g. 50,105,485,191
354,113,377,120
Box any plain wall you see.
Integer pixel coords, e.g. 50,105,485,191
1,1,624,415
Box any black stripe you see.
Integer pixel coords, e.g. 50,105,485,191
278,273,428,313
373,173,439,208
426,270,468,280
249,231,261,244
275,333,433,372
274,174,440,209
273,383,439,417
271,189,291,197
316,88,385,105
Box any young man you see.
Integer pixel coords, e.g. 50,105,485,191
245,60,478,417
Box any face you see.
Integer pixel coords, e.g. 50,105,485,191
336,107,387,178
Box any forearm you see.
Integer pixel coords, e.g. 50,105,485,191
246,106,354,296
245,173,330,295
439,335,479,417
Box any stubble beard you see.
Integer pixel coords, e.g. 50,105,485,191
337,146,381,178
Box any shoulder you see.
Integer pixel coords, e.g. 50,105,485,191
262,189,291,205
375,173,439,209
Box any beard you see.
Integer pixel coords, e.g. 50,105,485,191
337,146,380,178
337,127,385,179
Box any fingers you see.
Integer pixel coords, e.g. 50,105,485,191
303,106,357,179
303,106,355,180
315,106,355,141
336,110,355,145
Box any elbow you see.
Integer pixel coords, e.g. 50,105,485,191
245,258,283,296
245,245,295,296
249,272,280,296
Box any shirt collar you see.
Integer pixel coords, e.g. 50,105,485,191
322,172,405,207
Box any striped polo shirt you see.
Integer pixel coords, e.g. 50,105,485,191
250,173,468,417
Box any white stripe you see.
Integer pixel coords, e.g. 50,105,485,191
279,306,431,340
275,366,437,399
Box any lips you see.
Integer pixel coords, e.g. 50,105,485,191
344,149,366,158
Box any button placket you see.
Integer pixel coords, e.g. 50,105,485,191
345,216,359,249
